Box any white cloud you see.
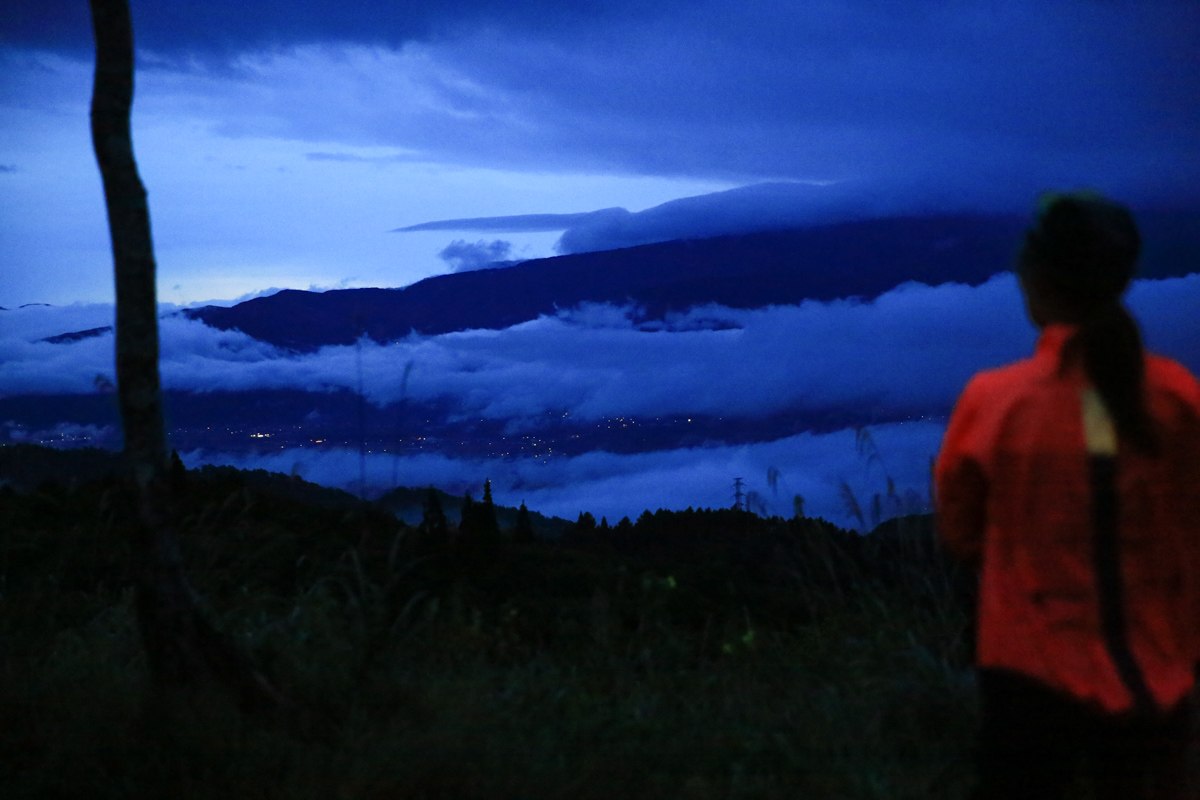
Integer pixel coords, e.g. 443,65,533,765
3,275,1198,433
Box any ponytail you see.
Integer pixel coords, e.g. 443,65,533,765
1074,301,1159,457
1020,193,1159,457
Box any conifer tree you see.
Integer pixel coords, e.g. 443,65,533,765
460,483,501,563
513,501,535,543
479,479,501,543
418,486,448,549
459,490,475,544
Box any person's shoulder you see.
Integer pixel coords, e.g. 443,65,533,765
961,355,1039,400
1146,354,1200,410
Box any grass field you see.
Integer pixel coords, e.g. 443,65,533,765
0,446,1121,799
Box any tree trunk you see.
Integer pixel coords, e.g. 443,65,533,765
88,0,284,713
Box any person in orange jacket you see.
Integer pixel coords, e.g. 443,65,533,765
935,192,1200,800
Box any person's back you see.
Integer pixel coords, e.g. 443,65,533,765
935,192,1200,799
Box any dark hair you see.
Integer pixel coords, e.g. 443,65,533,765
1018,192,1158,456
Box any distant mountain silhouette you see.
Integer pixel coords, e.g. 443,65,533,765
42,325,113,344
34,212,1184,353
185,215,1043,350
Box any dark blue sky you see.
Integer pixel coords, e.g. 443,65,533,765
2,0,1197,305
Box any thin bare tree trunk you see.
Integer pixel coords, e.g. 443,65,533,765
88,0,284,713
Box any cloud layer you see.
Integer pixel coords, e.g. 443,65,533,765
181,418,945,530
8,2,1196,195
6,272,1196,525
4,274,1198,429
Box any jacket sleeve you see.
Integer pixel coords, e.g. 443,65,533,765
935,375,989,569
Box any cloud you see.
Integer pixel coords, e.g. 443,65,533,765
5,3,1197,309
304,151,414,164
395,208,627,235
0,0,658,58
4,274,1197,435
12,2,1195,206
437,239,516,272
2,420,118,449
181,418,946,530
405,182,1020,255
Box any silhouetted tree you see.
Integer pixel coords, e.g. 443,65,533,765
460,481,501,561
418,486,448,548
513,501,535,543
88,0,282,712
459,490,474,544
480,479,501,541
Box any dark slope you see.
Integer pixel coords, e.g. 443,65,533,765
186,215,1032,351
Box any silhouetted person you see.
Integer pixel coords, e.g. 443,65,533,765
936,192,1200,799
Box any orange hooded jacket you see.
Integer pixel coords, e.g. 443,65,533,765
935,323,1200,714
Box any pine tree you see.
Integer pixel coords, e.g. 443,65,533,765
479,479,501,543
459,490,475,546
460,482,501,562
513,501,535,543
419,486,448,549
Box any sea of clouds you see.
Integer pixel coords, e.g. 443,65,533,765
3,272,1197,526
179,420,944,529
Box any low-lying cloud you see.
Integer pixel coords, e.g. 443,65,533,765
4,274,1198,432
182,418,945,530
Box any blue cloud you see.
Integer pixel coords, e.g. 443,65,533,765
437,239,517,272
395,208,627,235
5,274,1197,429
9,1,1194,204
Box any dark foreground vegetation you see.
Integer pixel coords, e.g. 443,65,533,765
3,444,990,799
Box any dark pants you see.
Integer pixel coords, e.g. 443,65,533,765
974,668,1194,800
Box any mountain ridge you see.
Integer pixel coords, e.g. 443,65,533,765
180,210,1200,352
184,215,1028,350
